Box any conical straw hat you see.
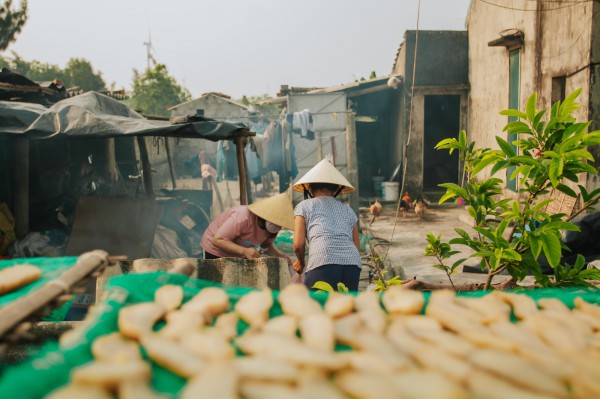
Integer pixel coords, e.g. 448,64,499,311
248,192,295,230
292,159,355,195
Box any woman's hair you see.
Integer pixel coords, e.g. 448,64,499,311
309,183,340,193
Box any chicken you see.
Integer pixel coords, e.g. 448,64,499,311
400,191,411,217
369,199,383,226
413,196,429,219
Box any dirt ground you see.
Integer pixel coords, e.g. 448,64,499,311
359,202,523,289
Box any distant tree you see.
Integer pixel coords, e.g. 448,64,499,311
237,93,280,117
7,53,63,82
0,0,28,51
1,53,105,90
130,63,191,117
63,58,105,91
369,70,377,79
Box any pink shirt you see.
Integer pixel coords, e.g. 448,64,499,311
201,206,274,258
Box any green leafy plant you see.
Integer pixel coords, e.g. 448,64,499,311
312,281,350,293
425,233,460,292
433,89,600,289
368,253,403,292
371,271,402,292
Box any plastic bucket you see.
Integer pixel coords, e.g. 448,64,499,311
382,182,400,202
372,176,384,196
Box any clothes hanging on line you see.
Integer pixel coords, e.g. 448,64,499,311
289,110,316,140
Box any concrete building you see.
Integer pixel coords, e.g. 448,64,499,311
167,92,250,179
390,30,469,194
467,0,600,192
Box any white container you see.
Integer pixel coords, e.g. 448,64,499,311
382,182,400,202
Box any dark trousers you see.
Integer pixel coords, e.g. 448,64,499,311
204,251,220,259
304,264,361,292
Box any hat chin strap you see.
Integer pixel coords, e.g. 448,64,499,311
333,186,343,198
303,184,343,199
303,184,313,200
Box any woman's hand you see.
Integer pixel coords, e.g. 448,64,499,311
284,255,293,268
242,247,261,259
293,259,304,274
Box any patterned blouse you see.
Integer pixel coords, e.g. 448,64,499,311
294,196,361,273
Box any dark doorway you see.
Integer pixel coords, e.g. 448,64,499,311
423,95,460,191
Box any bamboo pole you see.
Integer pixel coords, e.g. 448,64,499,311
136,136,155,198
317,132,323,161
14,137,29,239
235,137,248,205
0,250,110,340
164,138,177,189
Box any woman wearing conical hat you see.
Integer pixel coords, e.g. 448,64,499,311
292,159,361,291
200,192,294,267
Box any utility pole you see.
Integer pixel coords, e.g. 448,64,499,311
143,32,153,70
345,111,359,214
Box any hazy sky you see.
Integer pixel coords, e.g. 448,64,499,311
5,0,471,99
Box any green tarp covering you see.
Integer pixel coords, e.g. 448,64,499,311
0,256,78,322
1,272,599,398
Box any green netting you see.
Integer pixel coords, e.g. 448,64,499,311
0,256,78,322
0,272,599,399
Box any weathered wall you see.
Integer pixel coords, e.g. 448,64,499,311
468,0,596,191
588,1,600,192
391,30,469,193
467,0,538,183
538,2,593,112
170,95,249,175
403,30,469,88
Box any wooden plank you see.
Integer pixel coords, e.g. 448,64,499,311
66,197,161,260
136,136,154,198
235,136,248,205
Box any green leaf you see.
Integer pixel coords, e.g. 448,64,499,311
438,183,468,199
473,227,496,242
312,281,334,292
496,136,516,157
432,264,450,272
510,156,540,166
540,233,562,268
503,249,522,261
526,92,537,121
500,109,527,119
472,250,495,258
472,156,498,176
533,109,547,130
530,236,542,258
439,191,458,204
560,88,582,116
555,184,578,198
543,221,580,232
337,282,350,293
503,121,530,133
435,137,458,149
458,130,467,148
578,269,600,280
490,160,509,175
